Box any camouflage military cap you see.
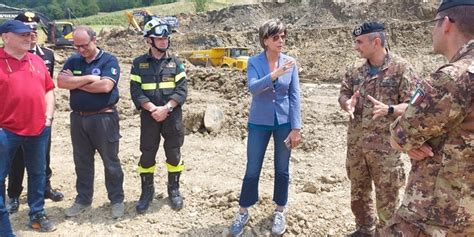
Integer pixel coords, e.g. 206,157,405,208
353,22,385,37
437,0,474,13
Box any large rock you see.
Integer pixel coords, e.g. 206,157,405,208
204,105,224,133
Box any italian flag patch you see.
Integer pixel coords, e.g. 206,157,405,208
410,88,425,105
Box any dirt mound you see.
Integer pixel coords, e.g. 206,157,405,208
88,0,443,142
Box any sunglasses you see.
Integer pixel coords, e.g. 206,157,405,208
271,34,286,41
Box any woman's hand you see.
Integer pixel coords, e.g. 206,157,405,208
271,60,295,81
285,129,301,149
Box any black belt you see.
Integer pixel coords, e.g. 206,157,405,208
73,106,115,116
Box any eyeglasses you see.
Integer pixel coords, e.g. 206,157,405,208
271,34,286,41
427,16,456,25
74,40,92,49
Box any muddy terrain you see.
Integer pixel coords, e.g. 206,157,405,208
9,1,443,236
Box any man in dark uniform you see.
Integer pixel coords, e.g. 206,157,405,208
6,12,64,214
57,25,125,219
130,18,187,213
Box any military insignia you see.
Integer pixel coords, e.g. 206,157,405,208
91,68,101,76
111,67,118,75
354,26,362,36
25,12,35,22
139,63,149,69
410,88,425,105
166,62,176,68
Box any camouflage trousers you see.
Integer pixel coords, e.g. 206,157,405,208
381,214,474,237
346,143,406,233
381,156,474,237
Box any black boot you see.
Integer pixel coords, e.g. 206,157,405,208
6,197,20,214
44,181,64,202
136,173,155,214
167,172,183,210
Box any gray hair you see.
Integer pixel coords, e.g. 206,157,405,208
73,25,96,40
368,31,386,48
258,19,287,49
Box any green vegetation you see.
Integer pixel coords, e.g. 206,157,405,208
76,1,230,27
193,0,209,13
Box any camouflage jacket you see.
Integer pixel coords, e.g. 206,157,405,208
339,52,418,150
390,40,474,230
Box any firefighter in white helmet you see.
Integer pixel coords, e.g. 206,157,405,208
130,18,187,213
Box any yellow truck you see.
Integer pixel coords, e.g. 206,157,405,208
181,47,250,71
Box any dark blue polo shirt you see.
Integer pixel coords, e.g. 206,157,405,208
62,49,120,111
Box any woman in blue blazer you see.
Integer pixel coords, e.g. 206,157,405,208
230,19,302,236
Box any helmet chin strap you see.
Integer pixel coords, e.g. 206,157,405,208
150,37,170,53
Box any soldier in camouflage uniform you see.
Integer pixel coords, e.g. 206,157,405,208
339,22,418,236
383,0,474,236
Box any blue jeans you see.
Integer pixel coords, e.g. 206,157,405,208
239,127,291,207
0,127,50,237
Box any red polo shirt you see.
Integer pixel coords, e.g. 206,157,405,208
0,48,55,136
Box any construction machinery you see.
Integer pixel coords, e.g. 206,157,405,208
181,47,250,71
0,4,75,47
180,47,249,71
125,9,179,33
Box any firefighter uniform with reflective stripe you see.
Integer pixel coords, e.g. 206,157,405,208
130,51,187,172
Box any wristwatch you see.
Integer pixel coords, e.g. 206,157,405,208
388,105,394,115
165,103,174,113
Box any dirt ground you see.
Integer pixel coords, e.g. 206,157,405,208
9,1,445,236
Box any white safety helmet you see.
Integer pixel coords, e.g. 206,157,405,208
143,18,170,38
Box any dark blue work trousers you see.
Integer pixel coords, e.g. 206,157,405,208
70,111,124,205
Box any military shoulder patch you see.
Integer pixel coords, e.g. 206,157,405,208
409,88,425,105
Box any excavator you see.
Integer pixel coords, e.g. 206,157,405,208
125,9,179,33
0,3,75,47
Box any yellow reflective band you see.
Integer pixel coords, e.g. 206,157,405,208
73,70,81,75
166,161,184,173
158,81,176,89
138,165,155,174
175,72,186,82
130,74,142,83
141,83,157,90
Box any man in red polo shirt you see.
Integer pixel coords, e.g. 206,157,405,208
0,19,55,235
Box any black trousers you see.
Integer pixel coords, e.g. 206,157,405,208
139,107,184,169
7,135,53,198
70,111,124,205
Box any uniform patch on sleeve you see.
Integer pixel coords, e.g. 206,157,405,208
409,88,425,105
111,67,118,75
